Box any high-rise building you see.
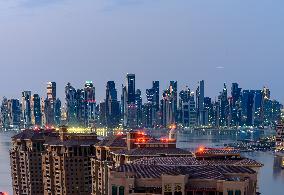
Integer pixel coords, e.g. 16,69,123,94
161,82,178,127
121,85,127,127
204,97,213,126
42,127,99,195
32,94,42,126
196,80,208,126
218,84,229,126
22,91,32,128
10,127,99,195
105,81,120,128
152,81,160,111
135,89,142,127
262,86,271,100
144,81,160,128
7,99,21,130
10,130,50,195
0,97,9,130
83,81,96,127
170,81,178,122
126,74,136,103
231,83,242,126
121,74,138,128
263,99,282,126
45,82,56,126
242,90,263,126
65,83,78,125
179,87,191,127
54,98,61,126
189,92,197,127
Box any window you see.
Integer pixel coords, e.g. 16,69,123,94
228,190,233,195
112,186,117,195
119,186,125,195
235,190,241,195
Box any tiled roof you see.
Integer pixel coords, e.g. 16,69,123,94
132,157,263,167
195,148,240,156
116,164,255,180
12,129,56,140
45,139,100,146
111,148,192,156
96,135,127,148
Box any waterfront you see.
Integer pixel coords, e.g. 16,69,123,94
0,129,283,195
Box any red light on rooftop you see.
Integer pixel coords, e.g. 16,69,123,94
198,146,205,153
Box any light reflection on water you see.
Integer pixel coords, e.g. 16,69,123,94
0,129,283,195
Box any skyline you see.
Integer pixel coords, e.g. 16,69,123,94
1,0,284,102
0,78,280,104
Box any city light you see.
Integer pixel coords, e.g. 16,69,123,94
198,146,205,153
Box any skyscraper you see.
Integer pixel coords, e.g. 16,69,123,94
122,74,138,128
65,82,77,125
0,97,9,130
231,83,242,126
262,86,271,100
7,99,21,130
45,82,56,126
83,81,96,127
152,81,160,111
135,89,143,127
121,85,127,127
144,81,160,127
126,74,136,104
22,91,32,128
54,98,61,126
218,83,229,126
204,97,213,126
242,90,263,126
179,87,191,127
170,81,178,122
161,82,177,127
105,81,120,128
196,80,208,126
32,94,42,126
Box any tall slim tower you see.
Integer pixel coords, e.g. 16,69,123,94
65,82,77,125
124,74,137,128
196,80,206,126
32,94,42,126
126,74,136,104
47,82,56,102
105,81,120,127
22,91,32,128
45,82,56,126
83,81,96,127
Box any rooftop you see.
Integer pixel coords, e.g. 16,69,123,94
111,148,192,157
45,139,99,147
195,147,240,157
116,164,255,180
96,134,127,148
11,129,57,141
132,157,263,167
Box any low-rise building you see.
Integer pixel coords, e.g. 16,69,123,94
109,164,258,195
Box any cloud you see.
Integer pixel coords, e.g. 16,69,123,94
216,66,225,69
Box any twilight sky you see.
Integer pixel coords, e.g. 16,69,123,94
0,0,284,103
